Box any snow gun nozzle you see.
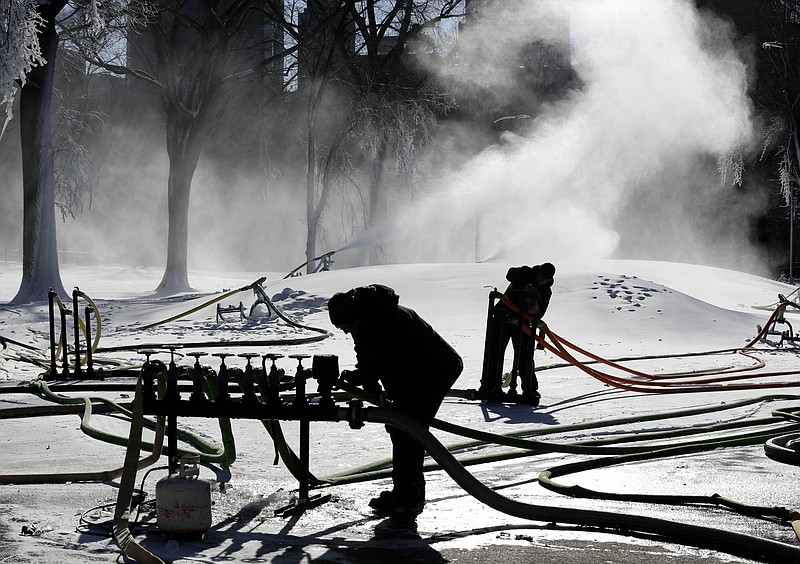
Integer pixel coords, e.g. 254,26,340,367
779,294,800,309
232,277,267,293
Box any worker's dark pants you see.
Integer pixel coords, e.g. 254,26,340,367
481,311,539,398
387,426,428,500
388,375,458,500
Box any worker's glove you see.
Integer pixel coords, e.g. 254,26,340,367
337,369,363,388
535,321,546,349
364,378,383,398
338,370,383,398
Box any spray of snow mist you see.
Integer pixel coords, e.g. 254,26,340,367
379,0,759,272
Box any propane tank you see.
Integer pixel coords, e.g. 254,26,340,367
156,455,212,539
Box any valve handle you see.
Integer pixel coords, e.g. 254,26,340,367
137,348,160,361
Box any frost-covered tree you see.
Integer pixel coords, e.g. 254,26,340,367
700,0,800,278
1,0,126,303
2,0,69,303
759,9,800,280
1,0,44,136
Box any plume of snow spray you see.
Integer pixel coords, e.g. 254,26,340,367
374,0,759,272
335,224,393,253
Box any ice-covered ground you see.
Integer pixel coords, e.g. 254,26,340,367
1,259,800,563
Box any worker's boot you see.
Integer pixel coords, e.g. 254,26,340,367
477,382,503,403
371,482,426,517
368,490,396,512
519,391,541,406
388,481,426,517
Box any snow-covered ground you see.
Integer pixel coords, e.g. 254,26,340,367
1,259,800,564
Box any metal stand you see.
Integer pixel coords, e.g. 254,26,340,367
274,354,331,516
141,352,338,518
479,290,507,398
46,288,101,380
761,294,800,346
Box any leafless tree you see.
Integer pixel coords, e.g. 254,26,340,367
278,0,463,271
85,0,293,293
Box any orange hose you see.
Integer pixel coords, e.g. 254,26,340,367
495,294,800,393
542,327,800,393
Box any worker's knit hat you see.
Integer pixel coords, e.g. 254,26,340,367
328,284,399,329
328,290,358,328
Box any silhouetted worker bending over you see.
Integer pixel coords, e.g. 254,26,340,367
328,284,463,518
479,262,555,405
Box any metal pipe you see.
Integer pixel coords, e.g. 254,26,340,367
60,305,70,378
48,289,57,377
299,418,310,502
84,306,94,376
166,350,180,475
791,194,796,282
72,288,82,375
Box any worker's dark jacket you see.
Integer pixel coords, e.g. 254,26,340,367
501,265,553,324
350,284,463,415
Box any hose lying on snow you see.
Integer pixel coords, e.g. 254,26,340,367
113,377,166,564
360,406,800,564
0,375,167,485
104,380,799,564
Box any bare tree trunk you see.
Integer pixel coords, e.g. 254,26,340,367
11,8,67,304
305,108,319,273
368,131,389,265
157,157,197,292
156,116,203,293
304,95,353,273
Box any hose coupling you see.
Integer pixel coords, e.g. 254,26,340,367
346,399,365,429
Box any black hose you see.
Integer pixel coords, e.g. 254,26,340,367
361,407,800,564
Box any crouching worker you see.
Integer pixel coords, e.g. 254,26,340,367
328,284,463,518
